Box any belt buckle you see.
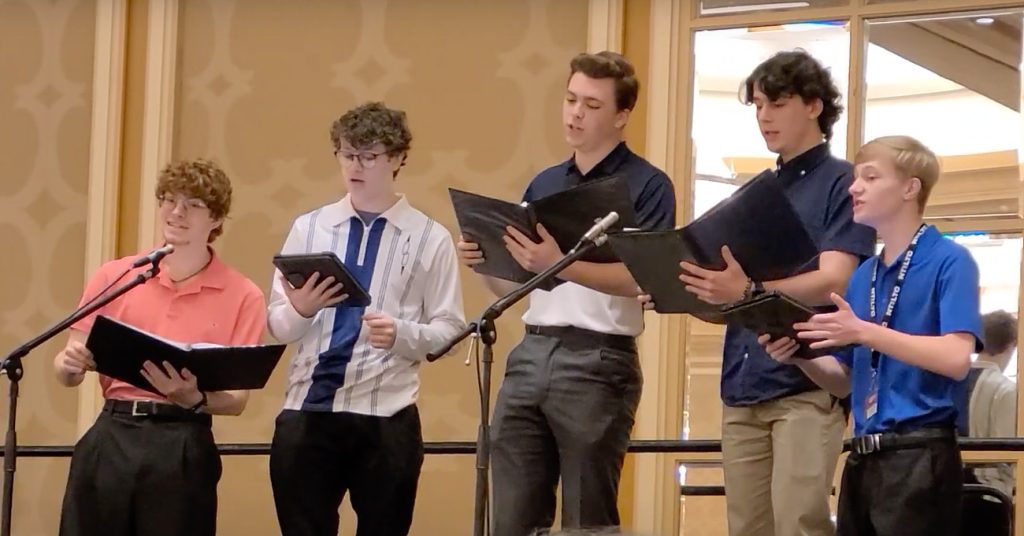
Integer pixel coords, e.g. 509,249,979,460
856,433,882,454
131,400,148,417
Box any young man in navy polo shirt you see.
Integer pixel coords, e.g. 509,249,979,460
651,50,876,536
457,51,675,536
762,135,982,535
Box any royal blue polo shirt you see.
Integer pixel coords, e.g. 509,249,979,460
721,143,877,406
834,225,982,436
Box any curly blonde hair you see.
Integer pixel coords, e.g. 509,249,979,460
155,159,233,242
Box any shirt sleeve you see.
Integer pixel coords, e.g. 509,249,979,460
267,218,317,343
231,284,268,346
391,232,468,361
521,181,536,204
634,172,676,231
70,262,120,334
821,170,876,258
937,248,983,350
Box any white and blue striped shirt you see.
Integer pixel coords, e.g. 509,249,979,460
268,195,466,417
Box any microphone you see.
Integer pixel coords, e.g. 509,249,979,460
581,211,620,243
131,244,175,268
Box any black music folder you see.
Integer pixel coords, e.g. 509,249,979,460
86,315,287,395
608,170,819,317
272,252,371,308
721,291,845,359
449,175,637,285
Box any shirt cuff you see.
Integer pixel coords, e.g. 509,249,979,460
390,319,423,361
270,299,317,341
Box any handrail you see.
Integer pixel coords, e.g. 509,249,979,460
5,437,1024,457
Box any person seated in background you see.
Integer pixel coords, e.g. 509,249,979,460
964,309,1017,496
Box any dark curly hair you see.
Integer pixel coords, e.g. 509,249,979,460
569,51,639,112
740,49,843,141
982,310,1018,355
155,158,232,242
330,102,412,176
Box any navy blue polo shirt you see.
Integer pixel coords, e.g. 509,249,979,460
721,143,877,406
523,141,675,232
835,225,982,436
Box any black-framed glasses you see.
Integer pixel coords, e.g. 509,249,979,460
335,149,388,169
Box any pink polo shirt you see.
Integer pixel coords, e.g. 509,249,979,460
71,249,267,402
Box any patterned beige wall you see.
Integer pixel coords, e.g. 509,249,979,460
0,0,96,534
170,1,589,533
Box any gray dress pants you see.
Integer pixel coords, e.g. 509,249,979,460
490,326,642,536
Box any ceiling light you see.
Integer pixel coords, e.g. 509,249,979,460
975,17,996,25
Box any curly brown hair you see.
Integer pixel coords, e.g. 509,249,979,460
568,51,639,112
741,49,844,142
155,158,232,242
330,102,413,176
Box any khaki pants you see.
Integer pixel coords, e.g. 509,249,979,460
722,390,845,536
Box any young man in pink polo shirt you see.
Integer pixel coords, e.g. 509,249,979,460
53,159,267,536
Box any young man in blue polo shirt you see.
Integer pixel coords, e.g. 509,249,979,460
761,135,982,536
655,50,876,536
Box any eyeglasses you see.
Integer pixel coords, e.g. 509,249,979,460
335,150,388,169
158,195,209,213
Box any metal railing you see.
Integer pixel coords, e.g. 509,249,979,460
4,437,1022,457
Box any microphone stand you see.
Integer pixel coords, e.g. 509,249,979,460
0,262,162,536
428,233,610,536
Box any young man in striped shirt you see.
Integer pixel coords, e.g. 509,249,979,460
266,102,466,536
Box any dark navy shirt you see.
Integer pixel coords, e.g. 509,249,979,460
835,226,982,435
523,141,675,232
721,143,877,406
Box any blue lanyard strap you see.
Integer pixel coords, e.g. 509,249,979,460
869,224,927,370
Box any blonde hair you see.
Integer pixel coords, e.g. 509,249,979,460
854,135,940,212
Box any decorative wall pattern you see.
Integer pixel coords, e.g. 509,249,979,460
171,1,588,533
0,0,96,534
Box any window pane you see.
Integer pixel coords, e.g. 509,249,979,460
950,232,1021,382
864,11,1023,220
678,463,728,536
692,22,850,219
698,0,847,17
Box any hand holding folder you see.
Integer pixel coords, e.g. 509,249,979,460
449,175,637,285
609,170,819,317
721,291,845,359
85,315,286,396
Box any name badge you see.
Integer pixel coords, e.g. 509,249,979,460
865,373,879,420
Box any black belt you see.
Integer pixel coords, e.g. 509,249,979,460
525,324,636,353
850,427,956,455
103,399,211,424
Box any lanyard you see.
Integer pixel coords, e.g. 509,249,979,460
869,224,927,370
